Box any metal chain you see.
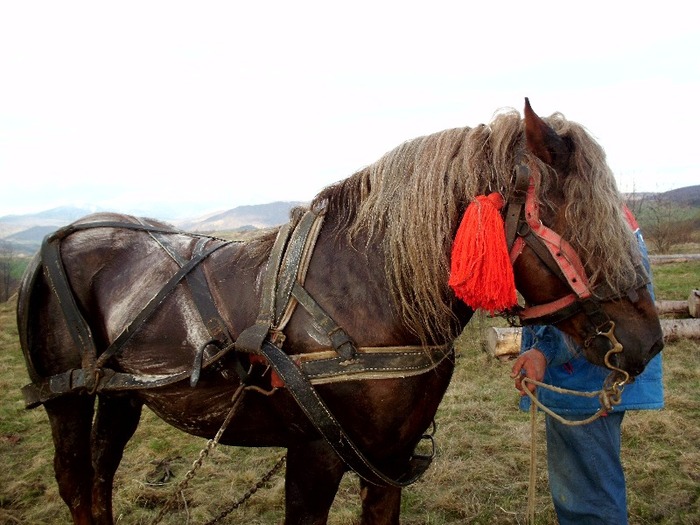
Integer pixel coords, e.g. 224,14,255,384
203,454,286,525
150,384,246,525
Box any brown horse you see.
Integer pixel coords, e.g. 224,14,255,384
16,100,663,525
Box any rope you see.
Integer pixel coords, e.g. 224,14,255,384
521,377,617,427
520,365,629,525
527,400,537,525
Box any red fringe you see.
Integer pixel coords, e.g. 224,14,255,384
448,193,517,312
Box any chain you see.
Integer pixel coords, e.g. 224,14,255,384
203,454,286,525
150,384,246,525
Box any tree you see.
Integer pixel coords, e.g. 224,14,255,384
0,240,17,302
643,197,693,254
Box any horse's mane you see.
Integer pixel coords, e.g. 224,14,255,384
294,109,639,344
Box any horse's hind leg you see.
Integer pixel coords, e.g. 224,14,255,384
284,441,346,525
44,394,96,525
359,479,401,525
90,394,143,525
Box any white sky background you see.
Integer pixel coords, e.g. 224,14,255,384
1,1,698,219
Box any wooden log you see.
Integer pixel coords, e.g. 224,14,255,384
485,318,700,358
484,327,521,359
660,318,700,342
688,290,700,318
655,291,700,318
649,254,700,264
656,300,690,316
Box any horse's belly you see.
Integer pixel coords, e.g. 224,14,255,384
136,379,307,447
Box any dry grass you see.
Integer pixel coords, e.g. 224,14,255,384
1,278,699,523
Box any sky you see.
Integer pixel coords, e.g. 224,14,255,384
1,1,698,219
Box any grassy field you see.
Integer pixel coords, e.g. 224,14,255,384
0,262,698,524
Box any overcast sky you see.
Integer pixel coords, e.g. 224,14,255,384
1,1,698,219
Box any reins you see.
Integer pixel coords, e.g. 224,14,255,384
520,333,631,524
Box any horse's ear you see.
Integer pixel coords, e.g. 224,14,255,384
524,98,571,171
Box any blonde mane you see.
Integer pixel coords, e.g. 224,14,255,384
308,109,639,344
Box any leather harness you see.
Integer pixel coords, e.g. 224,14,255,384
21,212,448,487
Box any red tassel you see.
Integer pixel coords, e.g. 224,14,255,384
448,193,517,312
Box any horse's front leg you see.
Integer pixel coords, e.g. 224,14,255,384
90,394,143,525
359,479,402,525
284,440,346,525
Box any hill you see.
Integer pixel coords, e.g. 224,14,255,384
177,201,305,233
657,185,700,206
0,202,303,255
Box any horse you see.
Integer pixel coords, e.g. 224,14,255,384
16,100,663,525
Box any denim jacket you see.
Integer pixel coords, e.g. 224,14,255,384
519,229,664,415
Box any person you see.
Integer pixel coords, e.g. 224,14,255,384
510,219,664,525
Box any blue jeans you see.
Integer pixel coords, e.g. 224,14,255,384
545,412,627,525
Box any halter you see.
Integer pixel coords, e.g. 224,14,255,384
503,160,649,375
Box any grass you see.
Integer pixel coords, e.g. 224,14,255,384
0,260,698,524
651,261,700,300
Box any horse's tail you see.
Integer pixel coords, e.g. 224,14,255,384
16,251,45,386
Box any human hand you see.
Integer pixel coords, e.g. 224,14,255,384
510,349,547,396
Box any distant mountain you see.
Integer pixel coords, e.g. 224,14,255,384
3,225,57,253
0,206,97,230
658,185,700,206
0,202,305,255
177,201,305,233
0,206,99,254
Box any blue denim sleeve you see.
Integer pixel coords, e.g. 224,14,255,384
520,324,575,367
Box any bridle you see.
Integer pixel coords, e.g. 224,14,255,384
502,159,650,384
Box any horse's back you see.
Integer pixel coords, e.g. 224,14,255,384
16,212,258,382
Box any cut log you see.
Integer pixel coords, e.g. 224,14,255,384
656,291,700,318
660,318,700,342
485,318,700,358
656,300,690,316
688,290,700,318
484,327,521,359
649,254,700,264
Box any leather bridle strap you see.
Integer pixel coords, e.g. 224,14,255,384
505,162,596,325
503,161,649,332
503,161,531,250
515,171,593,299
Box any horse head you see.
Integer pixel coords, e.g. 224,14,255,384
512,99,663,378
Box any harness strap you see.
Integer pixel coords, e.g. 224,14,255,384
25,221,234,407
297,345,451,384
275,211,320,324
521,176,592,299
258,338,435,487
22,342,235,409
235,223,292,353
41,234,99,391
235,209,434,485
144,224,237,386
518,294,580,325
292,282,357,361
95,240,229,369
